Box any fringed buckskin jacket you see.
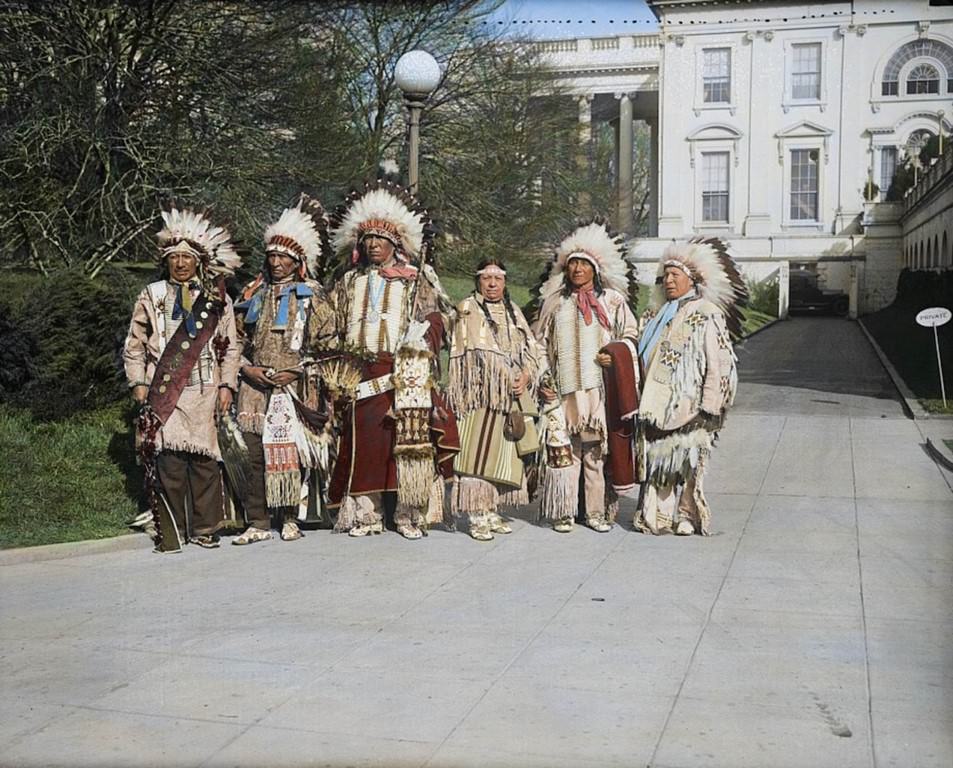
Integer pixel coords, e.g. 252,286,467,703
447,293,540,419
638,294,737,433
234,276,336,434
534,287,640,448
123,280,241,460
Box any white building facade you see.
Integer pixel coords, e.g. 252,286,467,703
537,0,953,313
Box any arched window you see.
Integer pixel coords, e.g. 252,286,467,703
907,64,940,95
943,231,950,267
881,39,953,96
934,235,940,268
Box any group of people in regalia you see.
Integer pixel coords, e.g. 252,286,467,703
122,180,747,552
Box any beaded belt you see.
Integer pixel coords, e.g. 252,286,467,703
355,373,394,401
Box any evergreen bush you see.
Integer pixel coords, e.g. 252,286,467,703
1,266,140,420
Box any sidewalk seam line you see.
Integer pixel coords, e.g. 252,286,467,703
849,416,878,768
199,537,503,768
646,414,786,768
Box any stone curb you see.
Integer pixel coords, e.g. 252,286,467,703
857,318,925,421
0,532,152,566
739,316,781,342
857,318,953,425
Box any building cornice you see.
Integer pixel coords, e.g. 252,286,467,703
543,64,659,79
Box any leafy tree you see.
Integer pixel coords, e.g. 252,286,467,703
0,1,353,274
1,0,613,284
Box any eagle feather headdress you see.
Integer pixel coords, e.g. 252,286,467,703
652,237,748,340
264,195,331,281
329,180,435,276
528,217,639,322
156,206,242,290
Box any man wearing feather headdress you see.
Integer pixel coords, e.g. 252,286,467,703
635,238,747,536
531,219,641,533
123,208,242,551
231,197,337,545
325,182,458,540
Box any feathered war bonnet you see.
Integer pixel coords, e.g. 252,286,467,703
653,236,748,340
156,206,242,294
263,194,331,282
528,217,639,323
328,180,435,275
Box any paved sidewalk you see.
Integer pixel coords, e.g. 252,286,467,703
2,318,952,768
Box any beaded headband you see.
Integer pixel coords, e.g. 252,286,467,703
663,259,695,281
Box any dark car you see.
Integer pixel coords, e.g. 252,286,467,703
789,269,849,315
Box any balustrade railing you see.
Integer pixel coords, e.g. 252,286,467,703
904,146,953,212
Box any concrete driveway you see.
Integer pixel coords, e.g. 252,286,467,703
1,317,951,768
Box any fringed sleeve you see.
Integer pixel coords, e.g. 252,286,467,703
447,349,514,417
512,304,542,397
218,298,241,391
123,289,153,387
701,310,737,415
304,282,338,351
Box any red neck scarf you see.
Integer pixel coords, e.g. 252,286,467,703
379,263,417,280
575,287,610,329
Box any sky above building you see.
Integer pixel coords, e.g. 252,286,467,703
485,0,658,40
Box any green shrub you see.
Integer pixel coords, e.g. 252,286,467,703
0,265,141,420
893,268,953,309
746,276,779,319
863,268,953,399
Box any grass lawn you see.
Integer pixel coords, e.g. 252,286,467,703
0,404,140,548
741,308,776,337
920,399,953,415
440,274,531,308
863,303,953,406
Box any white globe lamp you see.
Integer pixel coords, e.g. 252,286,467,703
394,50,440,191
395,50,441,98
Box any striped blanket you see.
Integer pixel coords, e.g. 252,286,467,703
453,408,524,489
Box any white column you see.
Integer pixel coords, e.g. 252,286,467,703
848,261,859,319
656,37,684,237
743,31,771,236
577,94,593,207
577,94,593,148
648,118,659,237
617,92,634,233
778,260,790,319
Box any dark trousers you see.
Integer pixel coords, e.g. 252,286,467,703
242,431,270,529
156,451,224,537
242,431,301,529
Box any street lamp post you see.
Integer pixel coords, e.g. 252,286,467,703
394,50,441,192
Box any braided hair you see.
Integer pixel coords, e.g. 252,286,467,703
474,257,520,332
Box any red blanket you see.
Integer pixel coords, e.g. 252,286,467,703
602,341,639,492
327,312,459,506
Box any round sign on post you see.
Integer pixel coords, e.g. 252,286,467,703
915,306,950,408
916,307,952,327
